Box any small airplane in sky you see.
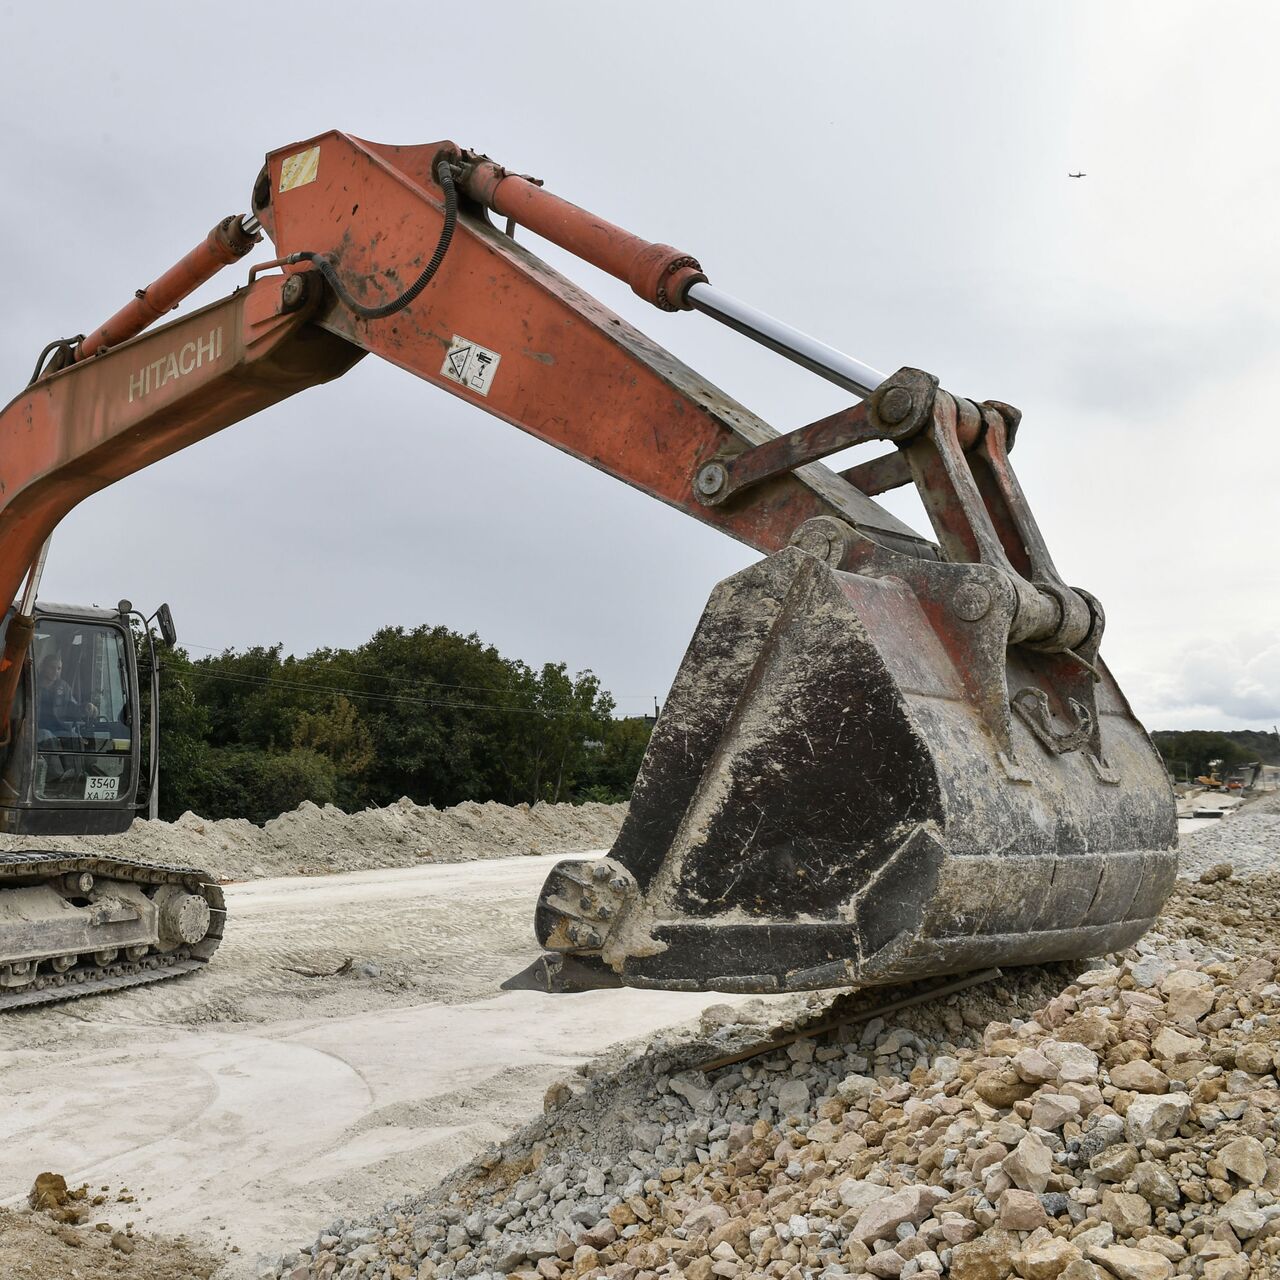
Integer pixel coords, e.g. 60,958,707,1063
1068,172,1087,178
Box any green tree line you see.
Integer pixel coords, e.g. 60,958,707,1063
1150,728,1280,781
140,625,653,823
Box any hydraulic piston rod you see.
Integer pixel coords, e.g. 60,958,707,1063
73,215,261,362
457,155,887,398
685,282,886,400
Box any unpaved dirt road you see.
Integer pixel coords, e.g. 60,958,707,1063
0,854,784,1277
1177,790,1243,838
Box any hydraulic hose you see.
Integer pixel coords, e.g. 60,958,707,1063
29,337,83,384
288,161,459,320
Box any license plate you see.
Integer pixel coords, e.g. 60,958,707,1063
84,775,120,801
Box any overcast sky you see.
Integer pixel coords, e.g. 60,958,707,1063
0,1,1276,732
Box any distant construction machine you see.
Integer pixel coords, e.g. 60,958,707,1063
1196,760,1226,791
0,130,1175,1006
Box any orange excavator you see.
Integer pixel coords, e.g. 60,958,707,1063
0,132,1175,1006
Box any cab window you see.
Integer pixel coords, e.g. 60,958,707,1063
32,619,132,802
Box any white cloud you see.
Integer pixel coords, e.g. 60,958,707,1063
1,2,1276,725
1138,633,1280,729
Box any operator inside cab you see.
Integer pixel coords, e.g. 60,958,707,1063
36,653,97,734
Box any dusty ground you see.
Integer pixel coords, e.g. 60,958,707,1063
0,1189,219,1280
270,809,1280,1280
4,793,1277,1280
0,854,792,1278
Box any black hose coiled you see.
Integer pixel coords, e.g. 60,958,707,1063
289,160,459,320
29,336,82,384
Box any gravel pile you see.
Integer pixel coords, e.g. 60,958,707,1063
271,943,1280,1280
1177,792,1280,881
261,803,1280,1280
0,797,626,880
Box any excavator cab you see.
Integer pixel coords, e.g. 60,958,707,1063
0,602,155,836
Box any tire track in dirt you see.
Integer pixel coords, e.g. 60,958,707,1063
1,853,789,1278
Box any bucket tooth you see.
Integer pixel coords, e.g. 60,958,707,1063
535,858,637,953
535,544,1176,993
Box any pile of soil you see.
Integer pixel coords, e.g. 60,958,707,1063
2,1174,221,1280
0,797,626,881
1176,790,1280,879
265,813,1280,1280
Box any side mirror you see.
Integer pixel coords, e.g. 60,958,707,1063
155,603,178,647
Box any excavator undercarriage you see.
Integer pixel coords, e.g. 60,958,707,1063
0,852,223,1010
0,129,1175,1006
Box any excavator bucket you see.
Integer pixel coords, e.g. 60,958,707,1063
535,393,1177,993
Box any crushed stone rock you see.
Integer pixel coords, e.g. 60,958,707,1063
264,806,1280,1280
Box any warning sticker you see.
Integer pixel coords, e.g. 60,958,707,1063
441,335,501,396
279,146,320,192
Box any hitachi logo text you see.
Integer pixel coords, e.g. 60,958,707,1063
128,327,223,402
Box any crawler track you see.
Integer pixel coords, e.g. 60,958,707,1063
0,851,224,1011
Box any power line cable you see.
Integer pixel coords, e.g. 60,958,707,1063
160,660,601,720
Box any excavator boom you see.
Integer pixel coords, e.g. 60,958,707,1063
0,130,1175,1000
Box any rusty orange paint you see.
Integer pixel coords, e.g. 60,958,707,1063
260,132,923,557
0,280,360,738
458,155,706,311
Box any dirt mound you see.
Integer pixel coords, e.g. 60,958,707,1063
2,1176,220,1280
0,796,626,881
278,938,1280,1280
1162,869,1280,954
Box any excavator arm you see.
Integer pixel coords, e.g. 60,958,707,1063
0,132,927,726
0,130,1176,995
